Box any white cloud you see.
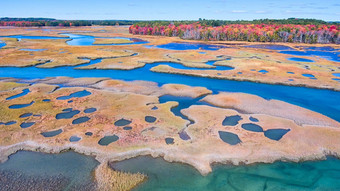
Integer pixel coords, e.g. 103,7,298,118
231,10,247,13
255,11,268,14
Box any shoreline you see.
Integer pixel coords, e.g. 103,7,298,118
1,141,339,176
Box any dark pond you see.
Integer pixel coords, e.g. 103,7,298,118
249,116,259,122
123,126,132,130
264,129,290,141
9,101,34,109
258,69,269,74
288,57,314,62
69,136,81,142
280,50,339,62
84,108,97,113
56,90,91,100
6,88,30,100
241,123,264,132
41,129,63,137
222,115,242,126
165,138,174,145
19,113,33,118
20,122,35,128
72,116,90,125
218,131,242,145
0,121,17,126
85,132,93,136
179,130,191,140
20,48,47,52
145,116,157,123
98,135,119,146
114,118,132,126
56,109,80,119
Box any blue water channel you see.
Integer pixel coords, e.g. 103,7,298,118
0,58,339,122
0,33,147,46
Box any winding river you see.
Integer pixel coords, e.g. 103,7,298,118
0,33,340,190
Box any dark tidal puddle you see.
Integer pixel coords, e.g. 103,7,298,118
72,116,90,125
19,113,33,118
249,116,259,122
0,42,6,49
56,109,80,119
20,48,47,52
258,69,269,74
288,57,314,62
41,129,62,137
302,73,317,80
20,122,35,128
69,136,81,142
264,129,290,141
6,88,30,100
84,108,97,113
0,121,17,126
56,90,91,100
280,50,339,62
145,116,157,123
85,132,93,136
218,131,241,145
222,115,242,126
165,137,174,145
98,135,119,146
123,126,132,130
114,118,132,126
241,123,264,132
9,101,34,109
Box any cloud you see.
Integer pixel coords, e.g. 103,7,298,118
128,3,136,7
231,10,247,13
255,11,269,14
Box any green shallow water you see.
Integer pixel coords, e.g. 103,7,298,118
1,151,340,190
112,156,340,191
0,151,99,191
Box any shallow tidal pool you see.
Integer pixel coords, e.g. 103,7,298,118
2,151,340,190
113,155,340,191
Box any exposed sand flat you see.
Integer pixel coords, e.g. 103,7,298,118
202,92,340,127
161,84,212,98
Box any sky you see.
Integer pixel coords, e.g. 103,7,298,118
1,0,339,21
